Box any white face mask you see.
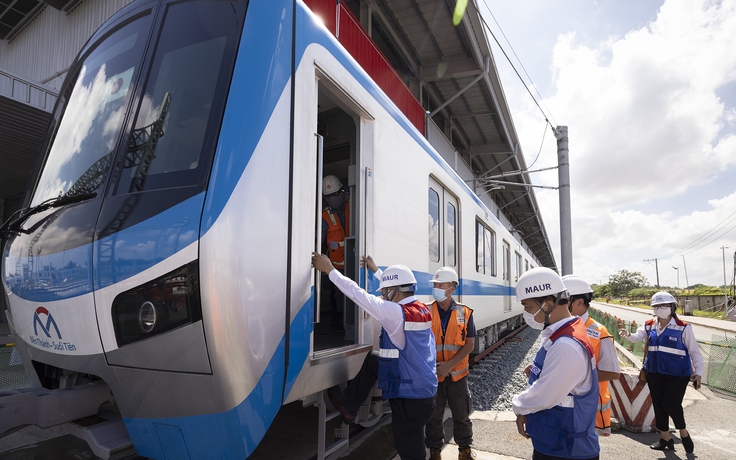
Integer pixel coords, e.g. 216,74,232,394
523,307,545,330
432,287,449,302
653,306,671,319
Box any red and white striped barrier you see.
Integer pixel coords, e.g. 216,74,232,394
609,369,657,433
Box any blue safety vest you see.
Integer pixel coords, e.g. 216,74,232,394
525,317,600,459
643,318,692,378
377,300,437,399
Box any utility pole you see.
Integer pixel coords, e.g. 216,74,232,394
644,258,660,288
672,266,679,289
722,246,729,309
555,125,572,276
682,255,689,288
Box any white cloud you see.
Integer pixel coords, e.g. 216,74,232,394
491,0,736,287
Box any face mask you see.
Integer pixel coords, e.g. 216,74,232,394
432,287,449,302
325,192,346,209
523,308,545,330
653,306,671,319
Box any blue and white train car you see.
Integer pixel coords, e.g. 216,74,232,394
1,0,540,458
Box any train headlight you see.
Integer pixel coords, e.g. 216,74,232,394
112,261,201,347
138,301,157,333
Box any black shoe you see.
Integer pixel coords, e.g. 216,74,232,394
681,435,694,453
650,438,675,450
327,386,355,424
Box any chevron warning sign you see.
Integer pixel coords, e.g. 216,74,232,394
609,369,658,433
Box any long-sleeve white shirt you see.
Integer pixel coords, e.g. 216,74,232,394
624,317,704,376
328,268,411,349
512,317,595,416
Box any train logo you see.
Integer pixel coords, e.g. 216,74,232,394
33,306,62,340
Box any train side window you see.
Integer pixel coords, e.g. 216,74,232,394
446,202,456,267
475,221,496,276
515,252,522,282
485,227,496,276
428,187,440,263
114,1,242,194
525,259,529,273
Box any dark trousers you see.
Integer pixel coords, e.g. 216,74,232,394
344,351,379,415
425,375,473,448
390,397,435,460
344,351,435,460
532,451,599,460
646,372,690,431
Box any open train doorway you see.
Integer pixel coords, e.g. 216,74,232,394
313,77,363,352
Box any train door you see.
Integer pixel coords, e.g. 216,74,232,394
312,71,373,354
428,178,460,296
503,240,512,311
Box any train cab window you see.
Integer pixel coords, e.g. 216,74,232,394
30,14,153,206
475,221,496,276
446,202,456,267
428,188,440,262
114,1,242,195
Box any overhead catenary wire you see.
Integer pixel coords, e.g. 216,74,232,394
477,0,557,128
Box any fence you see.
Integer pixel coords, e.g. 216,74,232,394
589,308,736,396
0,344,32,390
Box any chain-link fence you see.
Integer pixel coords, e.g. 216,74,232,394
0,344,32,389
589,308,736,396
700,336,736,396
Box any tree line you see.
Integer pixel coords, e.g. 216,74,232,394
591,269,733,298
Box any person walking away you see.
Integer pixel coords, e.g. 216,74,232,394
321,175,350,331
421,266,476,460
312,253,436,460
512,267,600,460
619,291,703,454
563,275,620,437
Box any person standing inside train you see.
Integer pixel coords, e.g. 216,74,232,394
563,275,620,437
312,253,436,460
512,267,600,460
424,267,477,460
619,292,703,453
321,175,350,331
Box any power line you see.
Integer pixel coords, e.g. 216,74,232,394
658,210,736,260
476,1,556,127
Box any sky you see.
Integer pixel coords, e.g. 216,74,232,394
480,0,736,290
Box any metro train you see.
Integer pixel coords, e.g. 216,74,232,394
0,0,541,458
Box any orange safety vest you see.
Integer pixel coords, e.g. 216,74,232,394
322,201,349,269
430,301,473,382
584,315,613,434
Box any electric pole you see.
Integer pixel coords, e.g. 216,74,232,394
644,258,660,288
555,126,572,276
722,246,729,309
672,266,679,289
682,255,689,288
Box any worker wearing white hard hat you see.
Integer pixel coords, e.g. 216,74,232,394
619,291,703,453
563,274,620,437
425,266,476,460
312,252,436,460
512,267,600,460
321,175,350,331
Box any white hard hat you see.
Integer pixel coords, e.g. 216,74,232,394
431,267,458,284
651,291,676,306
379,265,417,289
516,267,566,302
322,175,342,195
561,275,593,296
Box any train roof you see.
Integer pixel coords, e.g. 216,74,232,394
0,0,556,269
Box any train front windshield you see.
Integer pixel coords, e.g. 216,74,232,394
30,0,245,207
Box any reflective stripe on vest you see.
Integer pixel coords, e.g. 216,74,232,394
323,202,349,268
430,301,472,382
